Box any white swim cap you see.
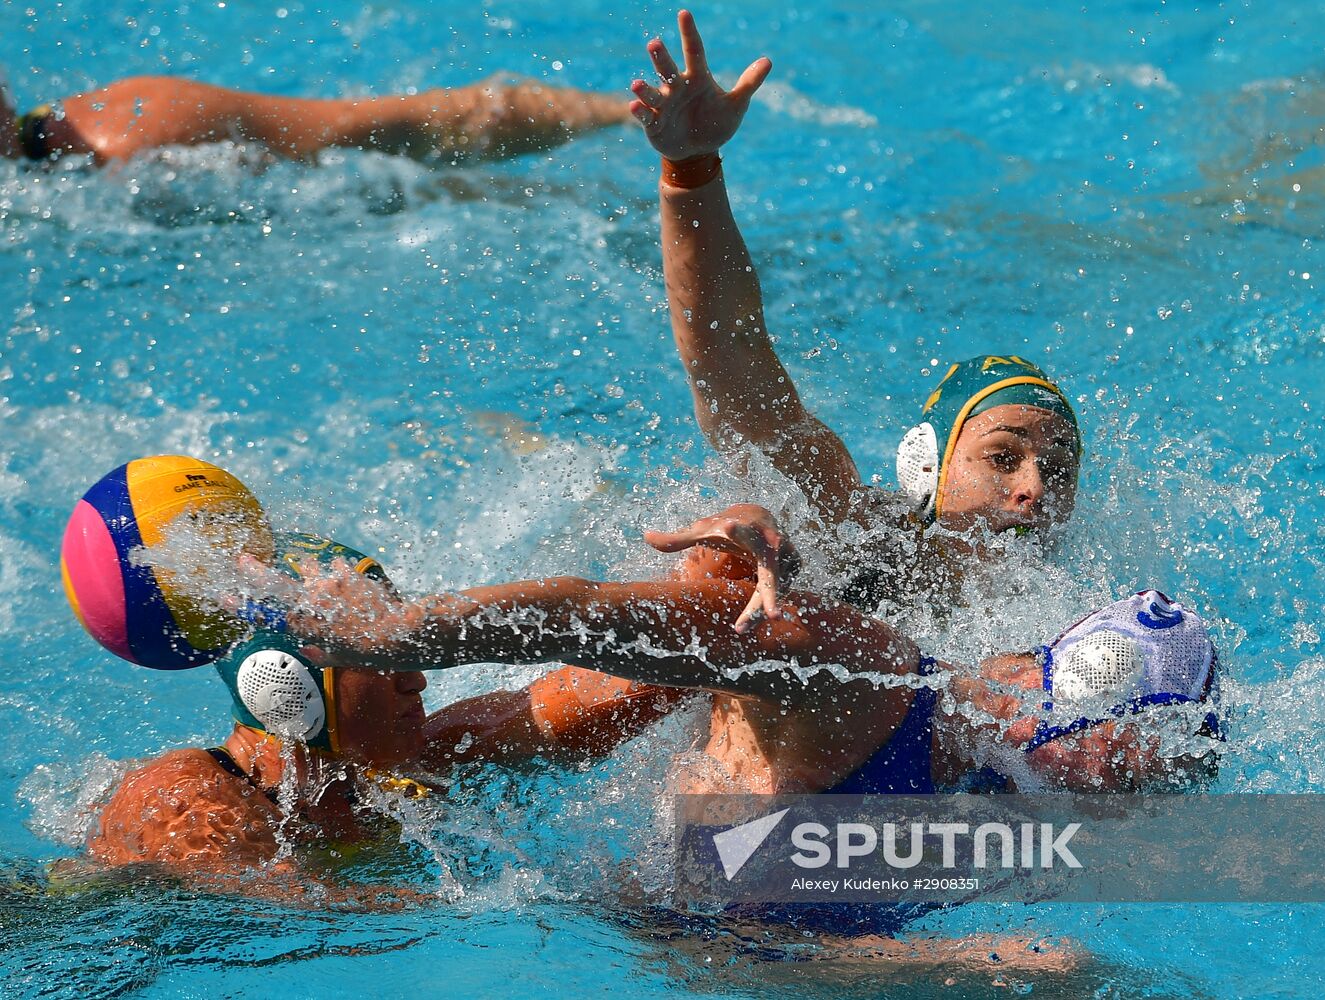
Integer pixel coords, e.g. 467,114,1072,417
1026,590,1220,751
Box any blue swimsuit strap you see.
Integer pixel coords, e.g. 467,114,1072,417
824,654,940,795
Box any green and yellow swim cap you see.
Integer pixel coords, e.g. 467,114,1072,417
214,532,392,754
896,355,1079,520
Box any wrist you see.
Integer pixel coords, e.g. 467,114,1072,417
661,152,722,190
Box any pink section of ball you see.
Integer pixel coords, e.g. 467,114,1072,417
62,499,134,663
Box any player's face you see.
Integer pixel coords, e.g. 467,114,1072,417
334,668,428,768
936,405,1079,536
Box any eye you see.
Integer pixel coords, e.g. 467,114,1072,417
986,451,1018,473
1037,451,1078,488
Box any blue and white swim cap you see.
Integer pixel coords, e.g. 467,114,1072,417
1026,590,1221,751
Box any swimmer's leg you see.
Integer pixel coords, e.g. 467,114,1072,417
812,933,1083,975
53,75,630,163
780,932,1089,992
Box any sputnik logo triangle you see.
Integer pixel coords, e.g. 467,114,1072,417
712,808,790,881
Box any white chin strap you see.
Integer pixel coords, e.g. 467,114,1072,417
236,649,326,742
896,421,940,515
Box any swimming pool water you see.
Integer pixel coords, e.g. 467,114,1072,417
3,0,1325,996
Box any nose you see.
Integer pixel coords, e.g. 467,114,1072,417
395,671,427,694
1010,462,1045,510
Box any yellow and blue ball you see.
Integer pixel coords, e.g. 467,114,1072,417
60,455,274,670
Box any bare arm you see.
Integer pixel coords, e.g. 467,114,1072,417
297,577,920,703
420,666,687,767
43,75,629,163
419,526,776,767
632,12,861,523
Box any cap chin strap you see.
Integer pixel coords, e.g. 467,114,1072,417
361,769,432,799
896,422,940,517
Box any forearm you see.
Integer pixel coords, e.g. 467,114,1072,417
660,176,803,443
401,578,754,688
420,668,681,767
321,83,628,159
321,577,919,700
421,688,553,767
482,83,631,153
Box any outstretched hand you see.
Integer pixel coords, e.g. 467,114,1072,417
644,503,800,633
232,553,405,647
630,9,772,161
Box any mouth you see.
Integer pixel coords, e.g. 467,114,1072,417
399,703,426,723
987,513,1037,535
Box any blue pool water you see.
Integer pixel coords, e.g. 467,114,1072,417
3,0,1325,995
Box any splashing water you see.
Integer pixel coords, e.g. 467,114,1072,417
6,0,1325,995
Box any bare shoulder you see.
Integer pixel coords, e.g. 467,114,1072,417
88,748,281,870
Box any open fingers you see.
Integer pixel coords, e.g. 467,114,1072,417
648,38,681,83
733,589,764,634
734,564,784,633
729,56,773,103
753,559,782,621
630,78,664,108
629,99,658,128
642,527,701,553
677,9,709,77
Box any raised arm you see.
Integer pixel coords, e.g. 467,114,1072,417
296,576,920,704
631,12,861,523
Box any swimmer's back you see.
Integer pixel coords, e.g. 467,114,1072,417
87,749,281,870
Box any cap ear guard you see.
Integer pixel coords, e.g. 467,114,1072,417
234,648,328,744
896,422,940,516
1048,631,1147,713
